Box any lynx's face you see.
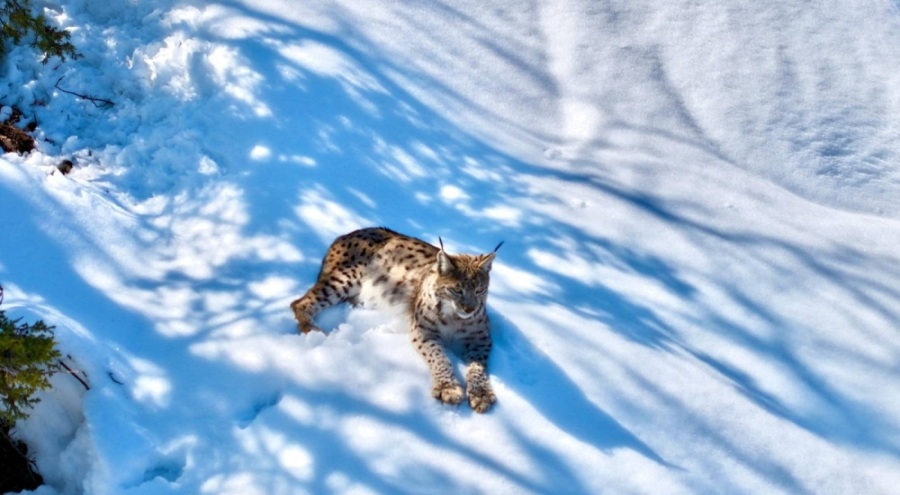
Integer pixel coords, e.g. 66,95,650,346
435,251,495,319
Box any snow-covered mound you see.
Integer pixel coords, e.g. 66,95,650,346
1,1,899,494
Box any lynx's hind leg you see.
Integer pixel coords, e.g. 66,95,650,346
292,271,366,332
291,230,387,333
291,263,366,333
290,285,329,333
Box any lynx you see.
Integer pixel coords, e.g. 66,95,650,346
290,227,500,413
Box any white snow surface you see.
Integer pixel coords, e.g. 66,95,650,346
2,1,900,494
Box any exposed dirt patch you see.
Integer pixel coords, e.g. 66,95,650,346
0,107,36,154
0,425,43,493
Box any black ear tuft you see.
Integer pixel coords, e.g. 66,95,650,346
492,241,504,253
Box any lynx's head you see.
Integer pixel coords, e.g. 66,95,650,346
435,241,502,319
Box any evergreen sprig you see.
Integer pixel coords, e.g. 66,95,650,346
0,290,61,429
0,0,78,62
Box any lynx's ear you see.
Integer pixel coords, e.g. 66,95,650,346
478,252,497,273
436,238,456,275
478,240,502,272
437,249,456,275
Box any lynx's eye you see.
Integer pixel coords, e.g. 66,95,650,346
475,287,487,295
448,287,463,296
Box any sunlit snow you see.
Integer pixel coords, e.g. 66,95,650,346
2,1,900,494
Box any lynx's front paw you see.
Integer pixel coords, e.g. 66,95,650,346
467,383,496,413
432,381,464,405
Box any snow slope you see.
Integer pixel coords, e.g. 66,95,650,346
2,1,900,493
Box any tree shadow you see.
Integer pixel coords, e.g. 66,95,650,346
261,387,558,494
153,0,900,481
507,156,900,459
5,1,900,493
489,309,674,469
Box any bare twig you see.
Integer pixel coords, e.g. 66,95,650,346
54,77,114,108
57,359,90,391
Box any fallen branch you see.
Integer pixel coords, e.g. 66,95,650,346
57,359,89,391
54,77,114,108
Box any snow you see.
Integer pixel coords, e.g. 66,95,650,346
1,0,900,493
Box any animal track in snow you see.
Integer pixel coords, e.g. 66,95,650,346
236,392,283,429
141,458,185,484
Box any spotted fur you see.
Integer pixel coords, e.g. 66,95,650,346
290,227,498,413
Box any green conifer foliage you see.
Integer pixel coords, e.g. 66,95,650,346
0,0,78,62
0,299,61,429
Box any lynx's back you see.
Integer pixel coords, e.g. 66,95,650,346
329,228,433,305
